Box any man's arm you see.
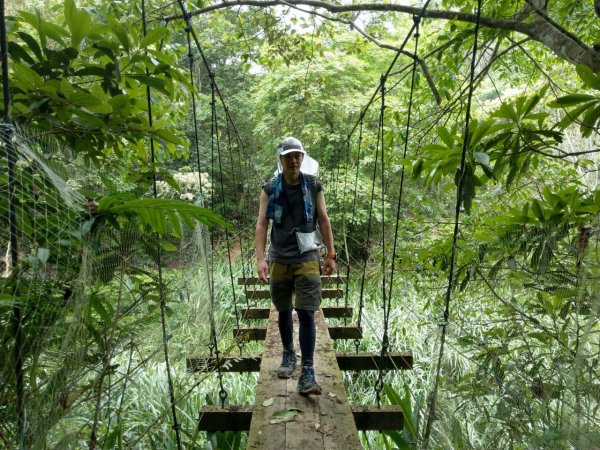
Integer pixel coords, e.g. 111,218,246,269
255,190,270,283
316,191,336,275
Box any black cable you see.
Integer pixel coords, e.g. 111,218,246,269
375,74,387,408
422,0,483,447
141,2,182,447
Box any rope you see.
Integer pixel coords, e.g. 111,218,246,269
422,0,483,447
141,2,182,447
352,120,367,353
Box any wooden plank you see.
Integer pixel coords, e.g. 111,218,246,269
328,326,362,340
245,288,344,300
197,405,404,431
246,308,361,449
187,354,262,373
239,275,348,285
352,405,404,430
187,351,413,373
336,352,413,371
245,306,288,449
242,306,353,320
234,326,267,341
198,405,252,432
234,325,362,341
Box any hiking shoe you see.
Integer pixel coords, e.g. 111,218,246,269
297,366,322,395
276,349,297,379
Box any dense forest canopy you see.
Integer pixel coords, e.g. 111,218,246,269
1,0,600,448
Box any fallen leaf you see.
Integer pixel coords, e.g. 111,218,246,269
269,408,302,424
327,392,337,399
314,423,320,431
263,397,274,407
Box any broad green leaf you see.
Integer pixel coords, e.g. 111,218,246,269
127,74,170,96
549,94,595,107
38,20,68,46
262,398,274,407
473,151,491,168
161,240,177,251
106,16,130,52
556,102,595,129
140,27,168,49
581,104,600,137
269,408,302,424
8,42,35,64
65,0,91,47
437,126,454,147
531,199,545,222
469,119,495,146
493,102,518,122
17,31,43,61
576,64,600,90
12,62,43,89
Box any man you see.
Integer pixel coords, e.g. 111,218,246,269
255,136,336,395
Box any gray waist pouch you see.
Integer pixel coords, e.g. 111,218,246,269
295,228,323,254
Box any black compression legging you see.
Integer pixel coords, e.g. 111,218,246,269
278,309,316,367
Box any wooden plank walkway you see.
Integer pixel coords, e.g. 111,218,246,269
188,351,413,373
246,307,361,449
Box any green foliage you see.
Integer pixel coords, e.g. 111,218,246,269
93,192,230,239
382,383,418,449
550,65,600,137
5,0,190,166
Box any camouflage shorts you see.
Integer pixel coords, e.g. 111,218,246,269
269,260,322,311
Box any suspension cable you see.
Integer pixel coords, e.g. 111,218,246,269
375,74,387,407
351,120,366,352
141,1,182,447
422,0,483,447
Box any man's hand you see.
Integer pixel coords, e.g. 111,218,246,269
322,257,336,276
257,260,269,283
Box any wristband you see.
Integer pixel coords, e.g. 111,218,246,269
326,252,336,260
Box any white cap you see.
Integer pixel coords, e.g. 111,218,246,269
277,136,306,157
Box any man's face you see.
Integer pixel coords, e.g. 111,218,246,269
281,151,304,176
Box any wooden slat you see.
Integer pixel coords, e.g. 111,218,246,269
246,307,361,449
239,275,348,285
245,288,344,300
234,325,362,341
336,352,413,371
187,355,262,373
187,351,413,373
242,306,353,320
234,326,267,341
198,405,253,432
351,405,404,430
197,405,404,431
328,325,362,340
